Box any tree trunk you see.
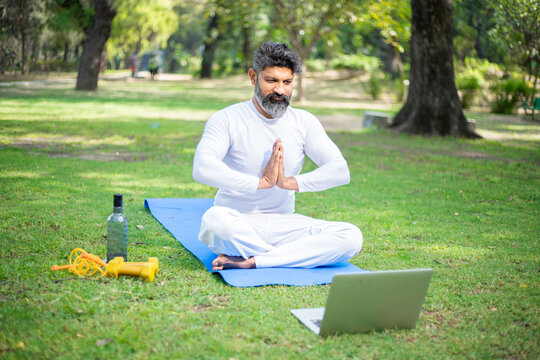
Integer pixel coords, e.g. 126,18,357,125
474,27,485,59
296,64,306,104
17,0,27,74
390,0,480,138
63,42,69,62
200,14,220,79
99,48,106,73
384,43,403,80
242,25,251,71
75,0,116,91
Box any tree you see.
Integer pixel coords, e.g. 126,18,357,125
493,0,539,103
107,0,178,65
366,0,411,79
200,6,222,78
1,0,46,74
47,0,92,66
453,0,496,61
271,0,350,102
0,1,20,73
75,0,116,91
199,0,264,78
390,0,479,138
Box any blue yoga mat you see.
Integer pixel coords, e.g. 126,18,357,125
144,198,367,287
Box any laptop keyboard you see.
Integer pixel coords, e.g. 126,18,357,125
311,319,322,328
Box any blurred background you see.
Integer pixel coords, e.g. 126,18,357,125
0,0,537,114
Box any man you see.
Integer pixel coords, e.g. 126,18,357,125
193,42,363,271
149,54,159,80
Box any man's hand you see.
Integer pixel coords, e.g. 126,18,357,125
276,143,299,191
258,139,299,191
258,139,282,189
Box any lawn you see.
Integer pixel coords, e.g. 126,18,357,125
0,74,538,359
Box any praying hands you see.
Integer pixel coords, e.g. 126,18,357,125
258,139,299,191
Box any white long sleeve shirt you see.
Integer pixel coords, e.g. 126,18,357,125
193,100,350,214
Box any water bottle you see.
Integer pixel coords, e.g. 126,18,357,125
107,194,128,262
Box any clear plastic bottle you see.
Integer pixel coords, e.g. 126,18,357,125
107,194,128,262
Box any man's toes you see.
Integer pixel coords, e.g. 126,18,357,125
213,256,223,266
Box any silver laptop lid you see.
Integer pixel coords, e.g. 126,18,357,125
319,269,433,336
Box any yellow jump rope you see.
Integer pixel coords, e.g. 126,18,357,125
51,248,159,282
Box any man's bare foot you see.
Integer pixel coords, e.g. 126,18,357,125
212,255,256,271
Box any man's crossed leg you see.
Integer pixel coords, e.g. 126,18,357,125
199,206,363,271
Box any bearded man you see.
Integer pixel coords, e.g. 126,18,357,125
193,42,363,271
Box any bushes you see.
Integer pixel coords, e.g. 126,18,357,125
456,69,484,109
463,58,503,81
304,59,326,72
455,58,533,114
330,53,381,72
489,77,532,114
364,73,383,100
28,59,77,72
303,54,381,73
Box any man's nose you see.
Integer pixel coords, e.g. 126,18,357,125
274,84,285,94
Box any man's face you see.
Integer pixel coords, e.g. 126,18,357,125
250,66,294,118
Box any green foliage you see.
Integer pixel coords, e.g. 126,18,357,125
366,0,411,54
363,71,383,100
304,58,327,72
0,0,49,73
462,57,504,81
456,69,484,109
28,58,78,72
107,0,179,61
168,43,201,75
393,77,406,102
330,53,381,72
489,77,532,114
47,0,93,35
453,23,478,61
453,0,504,63
492,0,539,100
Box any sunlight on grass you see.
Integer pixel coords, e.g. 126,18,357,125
1,170,47,179
497,124,540,132
477,129,540,141
2,99,215,123
3,133,135,146
419,243,489,260
79,172,209,192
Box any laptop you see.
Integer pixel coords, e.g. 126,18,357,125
291,269,433,336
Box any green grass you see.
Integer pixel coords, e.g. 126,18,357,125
1,76,539,359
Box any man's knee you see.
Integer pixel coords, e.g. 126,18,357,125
200,206,237,240
339,222,363,254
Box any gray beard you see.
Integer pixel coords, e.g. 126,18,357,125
254,80,291,119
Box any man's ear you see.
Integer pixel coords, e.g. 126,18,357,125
248,68,257,86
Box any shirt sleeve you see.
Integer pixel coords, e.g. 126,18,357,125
293,115,350,192
193,113,260,193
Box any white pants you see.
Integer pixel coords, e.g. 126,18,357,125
198,206,363,268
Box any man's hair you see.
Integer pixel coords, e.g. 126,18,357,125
252,42,302,74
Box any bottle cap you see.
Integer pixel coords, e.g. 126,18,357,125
113,194,123,207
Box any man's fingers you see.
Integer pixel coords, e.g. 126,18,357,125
271,140,280,157
269,151,278,167
259,140,283,189
271,151,281,172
